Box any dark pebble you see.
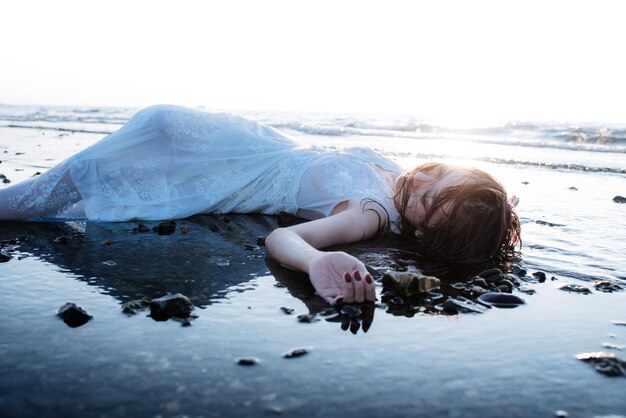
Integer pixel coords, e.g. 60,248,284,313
209,223,220,232
340,305,362,318
33,171,42,176
280,307,295,315
153,220,176,235
471,277,489,288
122,297,152,315
243,244,260,251
436,297,488,314
495,279,514,293
57,303,93,328
256,236,266,246
54,235,70,244
0,174,5,179
2,178,10,184
556,283,592,294
284,348,310,359
613,196,626,204
576,352,626,376
594,280,622,293
297,313,319,323
0,251,11,263
532,271,547,283
477,292,526,308
389,296,404,305
521,181,529,185
103,239,112,245
222,216,231,223
149,293,194,321
132,223,150,233
237,357,259,366
512,266,527,277
568,187,578,191
180,225,189,234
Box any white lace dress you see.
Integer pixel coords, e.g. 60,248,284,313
3,105,402,231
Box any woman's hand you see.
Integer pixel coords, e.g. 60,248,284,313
308,251,376,305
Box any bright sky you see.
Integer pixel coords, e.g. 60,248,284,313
1,0,625,125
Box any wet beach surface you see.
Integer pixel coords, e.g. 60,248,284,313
1,215,625,418
1,107,626,417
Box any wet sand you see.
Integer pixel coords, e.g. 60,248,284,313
1,120,626,417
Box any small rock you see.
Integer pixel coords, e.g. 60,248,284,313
611,320,626,326
256,236,266,246
471,277,489,288
33,171,42,176
237,357,260,366
568,186,578,191
153,220,176,235
576,351,626,376
613,195,626,204
57,303,93,328
283,347,310,358
180,225,189,234
602,342,625,351
512,266,527,277
556,283,591,294
532,271,547,282
243,244,260,251
477,292,526,308
209,223,220,232
54,235,70,244
297,313,319,323
495,279,514,293
2,178,10,184
340,305,362,318
132,223,150,233
593,279,622,293
0,251,11,263
470,285,489,295
102,260,117,266
521,181,529,185
222,216,232,223
149,293,194,321
280,307,294,315
381,270,440,296
103,239,112,245
122,297,152,315
555,410,568,418
389,296,404,305
436,297,488,314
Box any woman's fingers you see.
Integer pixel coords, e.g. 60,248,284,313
342,272,355,304
364,273,376,301
352,271,366,303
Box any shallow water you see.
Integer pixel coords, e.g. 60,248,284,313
1,105,626,417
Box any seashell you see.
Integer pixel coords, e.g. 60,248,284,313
381,271,440,297
477,292,526,308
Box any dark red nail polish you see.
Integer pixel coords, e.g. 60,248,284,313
344,273,351,283
365,274,373,284
354,271,362,281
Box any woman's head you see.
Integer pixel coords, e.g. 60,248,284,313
394,162,521,263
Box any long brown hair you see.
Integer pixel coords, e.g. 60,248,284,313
394,162,521,263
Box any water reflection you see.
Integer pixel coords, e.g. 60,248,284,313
0,214,520,334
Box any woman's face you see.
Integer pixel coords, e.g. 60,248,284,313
400,165,473,231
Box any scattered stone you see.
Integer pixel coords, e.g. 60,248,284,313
0,251,11,263
556,283,592,294
381,271,440,297
470,285,489,295
283,347,310,358
340,305,362,319
517,286,536,295
33,171,42,176
613,195,626,204
57,303,93,328
389,296,404,305
535,220,565,227
153,220,176,235
2,178,10,184
280,307,294,315
611,320,626,326
512,266,527,277
477,292,525,308
243,244,260,251
0,174,5,179
54,235,70,244
256,236,266,246
435,297,488,314
521,181,529,185
471,277,489,288
576,352,626,377
568,186,578,191
555,410,568,418
122,297,152,315
132,223,150,233
478,268,503,280
296,313,319,323
103,239,112,245
495,279,514,293
532,271,547,283
102,260,117,266
149,293,194,321
237,357,259,366
222,216,232,223
209,223,220,232
602,342,625,351
180,225,189,234
593,279,622,293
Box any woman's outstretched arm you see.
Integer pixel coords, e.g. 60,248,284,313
264,200,383,305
